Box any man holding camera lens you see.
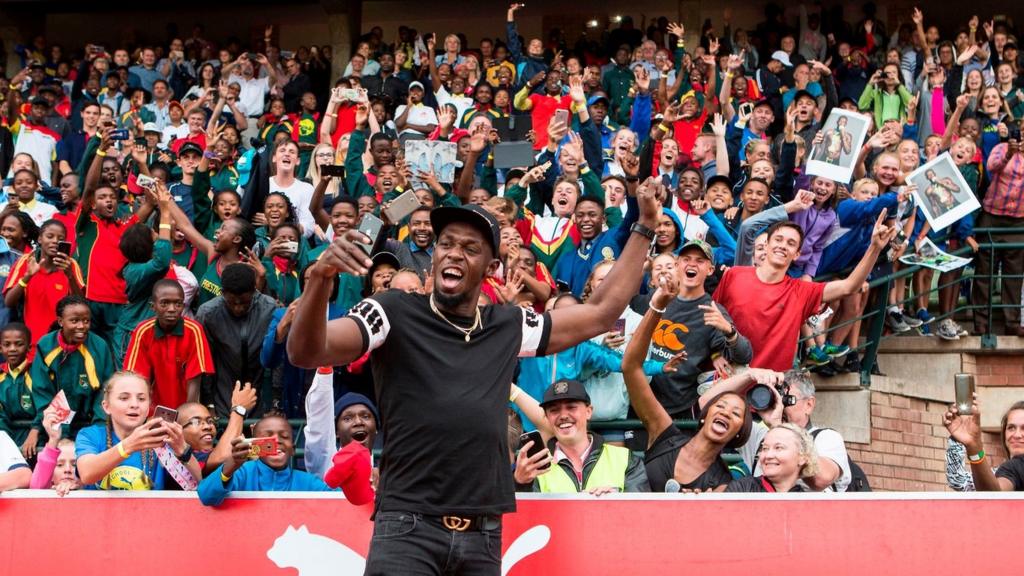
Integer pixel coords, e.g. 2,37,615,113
758,371,850,492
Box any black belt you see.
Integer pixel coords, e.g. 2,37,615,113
428,514,501,532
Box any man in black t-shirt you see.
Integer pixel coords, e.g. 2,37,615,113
289,180,664,574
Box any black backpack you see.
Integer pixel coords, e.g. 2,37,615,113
810,428,872,492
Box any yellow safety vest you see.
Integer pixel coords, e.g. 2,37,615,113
536,443,630,493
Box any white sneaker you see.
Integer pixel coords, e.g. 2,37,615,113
936,319,960,341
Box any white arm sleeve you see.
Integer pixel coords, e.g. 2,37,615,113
302,370,338,479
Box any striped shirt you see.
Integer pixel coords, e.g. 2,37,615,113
984,143,1024,218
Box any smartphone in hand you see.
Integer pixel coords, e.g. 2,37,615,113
153,405,178,423
519,431,550,470
356,213,384,255
57,241,73,256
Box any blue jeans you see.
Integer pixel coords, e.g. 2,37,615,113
364,511,502,576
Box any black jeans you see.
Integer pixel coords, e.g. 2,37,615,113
364,511,502,576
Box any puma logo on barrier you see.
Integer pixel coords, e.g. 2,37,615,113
267,524,551,575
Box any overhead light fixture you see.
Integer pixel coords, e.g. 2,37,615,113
586,19,599,29
612,15,623,23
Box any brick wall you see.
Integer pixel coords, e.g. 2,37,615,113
845,363,1014,492
971,355,1024,387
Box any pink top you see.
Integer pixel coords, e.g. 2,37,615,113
29,445,59,489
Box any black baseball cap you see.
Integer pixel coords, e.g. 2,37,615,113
540,379,591,407
369,251,401,275
792,89,816,104
705,174,732,190
30,95,50,107
177,141,203,157
430,204,500,257
752,98,774,111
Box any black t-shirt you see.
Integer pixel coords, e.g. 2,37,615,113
347,291,550,516
644,426,733,492
996,455,1024,490
724,476,807,493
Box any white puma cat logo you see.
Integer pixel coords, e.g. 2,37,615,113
267,524,551,575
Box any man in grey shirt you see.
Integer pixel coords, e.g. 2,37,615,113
632,239,753,418
197,263,278,418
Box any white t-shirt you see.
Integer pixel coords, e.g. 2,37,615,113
0,430,28,473
394,103,439,138
13,123,58,185
162,124,190,147
269,177,316,238
228,74,270,118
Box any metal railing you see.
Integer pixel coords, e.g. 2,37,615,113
800,226,1024,385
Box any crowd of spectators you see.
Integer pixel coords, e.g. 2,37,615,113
0,1,1023,500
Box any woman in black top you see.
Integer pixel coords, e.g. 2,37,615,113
726,424,819,493
624,273,762,492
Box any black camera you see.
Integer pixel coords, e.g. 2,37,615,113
746,382,797,412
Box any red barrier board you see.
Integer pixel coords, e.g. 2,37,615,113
2,491,1021,575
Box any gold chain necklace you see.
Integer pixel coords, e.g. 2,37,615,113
429,294,482,342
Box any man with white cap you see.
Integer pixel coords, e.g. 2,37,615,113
394,81,438,144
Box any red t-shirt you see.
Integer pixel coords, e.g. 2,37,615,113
82,213,138,304
529,94,572,150
712,266,825,371
329,103,358,148
2,252,86,346
123,317,214,410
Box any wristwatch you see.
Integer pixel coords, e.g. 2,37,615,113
630,222,656,241
177,446,193,463
232,405,248,418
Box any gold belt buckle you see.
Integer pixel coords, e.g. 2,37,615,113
442,515,472,531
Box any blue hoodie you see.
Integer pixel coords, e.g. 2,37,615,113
661,207,737,264
199,461,336,506
819,192,899,275
553,195,639,297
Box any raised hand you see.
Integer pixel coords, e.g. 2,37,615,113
561,131,585,164
667,22,685,39
943,395,982,452
651,269,680,308
662,101,680,124
708,37,720,56
633,65,651,93
638,177,666,227
706,113,725,139
568,75,586,104
727,52,743,72
698,301,733,333
690,198,710,215
870,208,898,250
231,381,258,413
912,7,923,26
